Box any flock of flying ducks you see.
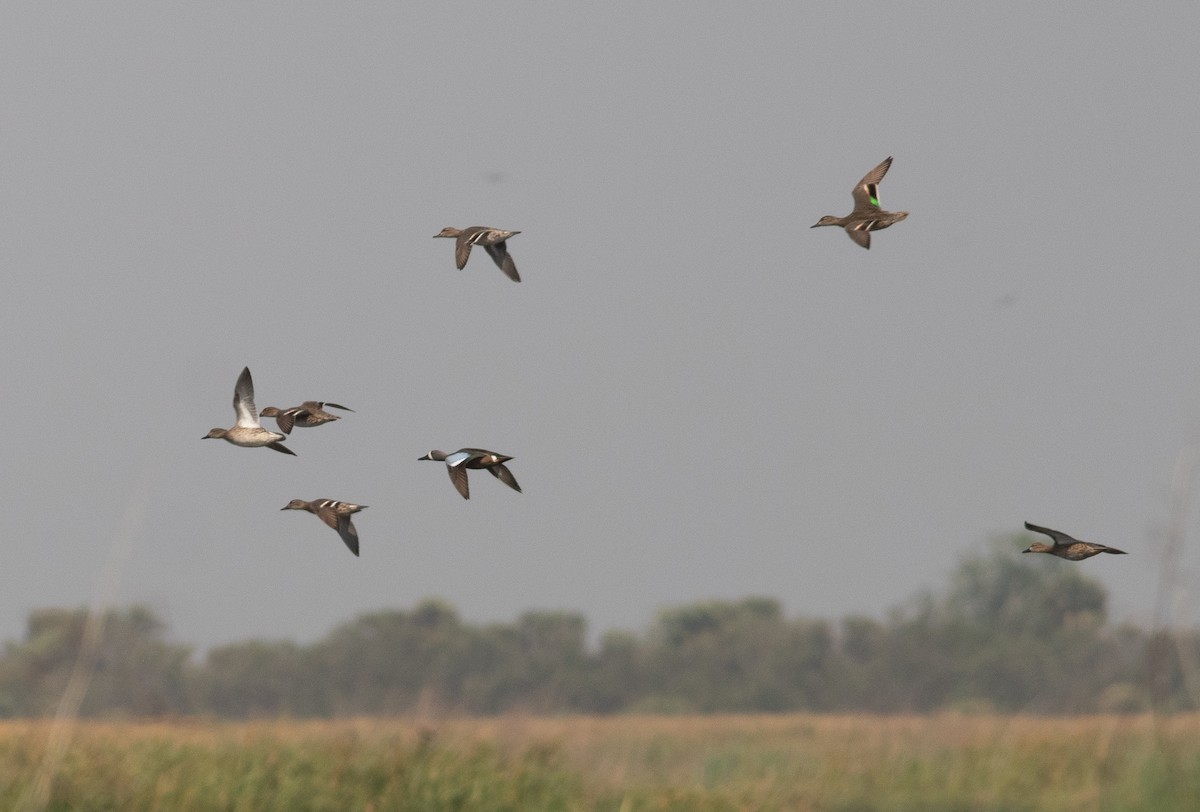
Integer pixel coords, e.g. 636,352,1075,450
201,221,530,556
203,365,522,556
203,160,1125,563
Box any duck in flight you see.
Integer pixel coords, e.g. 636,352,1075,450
418,448,522,499
811,157,909,249
433,226,521,282
1022,521,1127,561
202,367,295,456
260,401,353,435
281,499,367,556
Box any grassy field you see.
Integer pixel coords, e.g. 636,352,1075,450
2,713,1199,811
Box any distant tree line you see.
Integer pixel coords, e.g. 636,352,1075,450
0,539,1194,717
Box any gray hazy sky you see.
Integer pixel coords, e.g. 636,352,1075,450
3,5,1199,652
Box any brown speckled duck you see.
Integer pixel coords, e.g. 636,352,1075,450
260,401,353,435
811,157,908,249
433,226,521,282
1022,521,1127,561
281,499,367,556
202,367,295,456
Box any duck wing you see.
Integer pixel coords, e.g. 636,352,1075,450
846,226,871,249
447,465,470,499
454,234,475,270
273,410,298,435
1023,521,1079,547
850,156,892,214
488,462,522,493
483,242,520,282
315,402,353,413
335,515,360,556
233,367,260,427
